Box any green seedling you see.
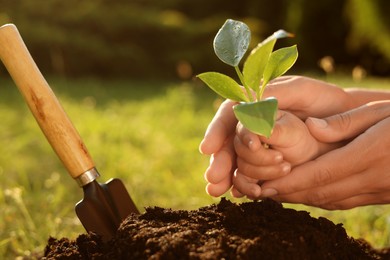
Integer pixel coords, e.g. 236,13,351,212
197,19,298,137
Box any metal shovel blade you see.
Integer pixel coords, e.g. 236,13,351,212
75,178,139,241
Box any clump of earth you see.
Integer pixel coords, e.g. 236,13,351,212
42,198,390,259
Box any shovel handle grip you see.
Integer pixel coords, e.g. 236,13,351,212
0,24,95,179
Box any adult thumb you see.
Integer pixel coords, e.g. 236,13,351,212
306,101,390,143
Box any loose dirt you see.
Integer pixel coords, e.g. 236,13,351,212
42,198,390,259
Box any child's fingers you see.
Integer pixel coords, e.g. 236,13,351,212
232,169,261,198
262,110,320,165
204,150,233,184
231,186,258,200
231,186,245,198
234,135,283,166
199,99,238,155
236,122,262,151
204,136,236,184
205,176,232,197
237,157,291,180
260,110,303,148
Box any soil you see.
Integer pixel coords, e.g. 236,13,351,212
42,198,390,259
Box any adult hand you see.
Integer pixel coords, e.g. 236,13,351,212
264,76,353,119
199,76,353,197
260,101,390,209
199,99,237,196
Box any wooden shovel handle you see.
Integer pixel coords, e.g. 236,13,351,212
0,24,95,179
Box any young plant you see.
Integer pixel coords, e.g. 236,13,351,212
197,19,298,137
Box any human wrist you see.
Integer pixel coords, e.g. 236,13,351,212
345,88,390,109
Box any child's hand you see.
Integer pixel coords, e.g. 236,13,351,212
232,110,325,198
231,124,288,198
262,110,322,165
234,122,291,179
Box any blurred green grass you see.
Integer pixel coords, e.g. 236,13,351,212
0,75,389,258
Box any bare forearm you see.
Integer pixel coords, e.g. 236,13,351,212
346,88,390,108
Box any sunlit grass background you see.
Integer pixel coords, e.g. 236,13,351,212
0,75,389,258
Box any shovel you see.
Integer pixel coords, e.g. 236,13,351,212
0,24,139,241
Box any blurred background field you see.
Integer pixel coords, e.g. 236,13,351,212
0,0,389,79
0,0,389,258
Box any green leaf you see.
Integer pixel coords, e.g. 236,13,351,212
262,45,298,87
243,39,276,92
197,72,249,102
233,98,278,138
243,30,295,92
213,19,251,67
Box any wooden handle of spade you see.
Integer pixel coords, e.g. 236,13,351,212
0,24,95,180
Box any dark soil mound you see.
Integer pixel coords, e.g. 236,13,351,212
42,198,390,259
